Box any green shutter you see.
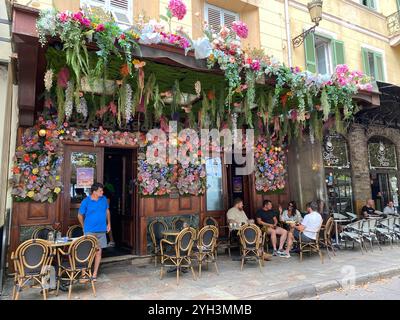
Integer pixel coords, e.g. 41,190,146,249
304,33,316,73
332,40,345,68
374,52,384,81
397,0,400,11
361,47,370,76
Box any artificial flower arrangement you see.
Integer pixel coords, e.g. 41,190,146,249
254,136,287,193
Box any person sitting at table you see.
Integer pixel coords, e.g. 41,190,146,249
383,200,398,215
256,200,292,258
362,199,383,219
290,201,322,245
281,201,303,223
227,198,249,227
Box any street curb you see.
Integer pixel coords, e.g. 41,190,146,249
241,266,400,300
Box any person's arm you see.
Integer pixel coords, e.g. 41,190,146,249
256,217,274,228
78,213,84,228
78,199,87,229
106,208,111,233
295,223,306,232
273,216,278,227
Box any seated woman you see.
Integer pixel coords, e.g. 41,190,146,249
281,201,303,227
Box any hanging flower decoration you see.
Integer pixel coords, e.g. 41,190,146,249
254,137,287,193
231,21,248,39
168,0,187,21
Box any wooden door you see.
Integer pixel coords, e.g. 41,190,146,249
62,145,104,232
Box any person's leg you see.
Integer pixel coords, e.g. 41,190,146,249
93,248,102,278
276,227,287,251
267,229,277,251
285,232,294,254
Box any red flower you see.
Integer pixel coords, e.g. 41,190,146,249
23,154,30,162
12,167,20,174
119,33,126,40
30,175,37,182
95,23,105,32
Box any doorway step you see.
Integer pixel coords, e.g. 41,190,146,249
102,254,153,267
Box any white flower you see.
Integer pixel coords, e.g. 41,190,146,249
65,81,74,120
194,81,201,97
44,69,54,92
125,84,133,123
76,96,88,118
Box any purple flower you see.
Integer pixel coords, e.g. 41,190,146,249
168,0,187,20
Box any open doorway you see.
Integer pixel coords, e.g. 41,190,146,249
103,148,137,257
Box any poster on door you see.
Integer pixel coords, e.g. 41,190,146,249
76,167,94,188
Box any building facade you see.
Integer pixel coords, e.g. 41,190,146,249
3,0,400,268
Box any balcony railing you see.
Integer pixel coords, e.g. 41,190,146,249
387,10,400,36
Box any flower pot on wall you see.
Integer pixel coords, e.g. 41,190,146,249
80,77,116,95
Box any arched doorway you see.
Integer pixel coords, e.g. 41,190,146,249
368,136,399,211
322,133,354,214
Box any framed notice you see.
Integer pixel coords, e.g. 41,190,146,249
233,176,243,193
76,167,94,188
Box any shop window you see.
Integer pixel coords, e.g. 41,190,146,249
204,3,239,32
205,157,224,211
81,0,133,26
362,48,384,81
361,0,377,10
304,33,345,75
368,137,397,170
323,134,354,214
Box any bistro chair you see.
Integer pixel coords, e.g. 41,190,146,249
56,235,98,299
11,239,55,300
148,219,168,266
376,217,397,247
361,218,382,251
340,220,365,254
160,227,197,285
67,225,84,238
297,224,324,264
193,225,219,277
172,217,188,231
31,226,55,240
319,217,336,258
203,216,231,257
238,224,265,272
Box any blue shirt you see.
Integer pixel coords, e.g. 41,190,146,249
78,196,109,233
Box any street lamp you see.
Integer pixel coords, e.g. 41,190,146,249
292,0,323,48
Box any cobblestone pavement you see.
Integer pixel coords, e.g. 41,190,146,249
305,276,400,300
2,245,400,300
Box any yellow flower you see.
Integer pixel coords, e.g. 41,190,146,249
132,59,146,69
55,176,60,181
92,23,98,29
209,53,215,61
27,191,35,198
54,187,61,194
32,168,39,175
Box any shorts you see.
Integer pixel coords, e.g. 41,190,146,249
293,229,313,243
85,232,107,249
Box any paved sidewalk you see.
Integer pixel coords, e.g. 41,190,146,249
2,245,400,300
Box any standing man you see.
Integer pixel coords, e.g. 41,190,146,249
256,200,292,258
78,182,111,280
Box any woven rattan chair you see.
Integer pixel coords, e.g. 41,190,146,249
160,227,197,285
203,216,218,227
203,216,231,256
172,217,188,231
298,224,324,263
31,226,55,240
11,239,55,300
56,235,98,299
148,219,168,266
319,217,336,258
194,225,219,277
238,224,265,271
66,225,84,238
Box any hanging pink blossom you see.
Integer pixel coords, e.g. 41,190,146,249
168,0,187,20
231,21,248,39
57,67,70,88
95,24,105,32
57,12,70,23
250,60,260,71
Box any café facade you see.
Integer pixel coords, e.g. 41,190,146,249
7,4,399,266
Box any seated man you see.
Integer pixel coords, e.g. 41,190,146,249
362,199,382,219
291,201,322,244
227,198,249,226
256,200,292,258
383,200,397,215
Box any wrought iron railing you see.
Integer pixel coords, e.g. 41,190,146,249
387,11,400,37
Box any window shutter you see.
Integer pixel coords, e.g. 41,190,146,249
304,33,317,73
369,0,377,10
223,11,238,28
397,0,400,11
332,40,345,68
206,5,222,33
374,53,384,81
110,0,131,25
361,47,370,76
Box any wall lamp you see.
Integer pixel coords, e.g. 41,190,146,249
292,0,323,48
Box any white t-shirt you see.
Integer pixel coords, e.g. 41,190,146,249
383,206,396,214
226,207,248,225
301,211,322,240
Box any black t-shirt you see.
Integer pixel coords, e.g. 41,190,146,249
361,206,376,216
256,209,277,225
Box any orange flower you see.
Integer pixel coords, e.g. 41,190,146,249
120,63,130,77
207,90,215,100
12,167,20,174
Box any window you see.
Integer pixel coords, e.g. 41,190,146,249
361,0,377,10
304,33,345,75
204,3,239,32
81,0,132,26
205,157,224,211
361,48,384,81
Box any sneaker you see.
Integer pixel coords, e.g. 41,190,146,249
277,249,285,256
280,252,291,258
272,250,278,256
108,241,115,247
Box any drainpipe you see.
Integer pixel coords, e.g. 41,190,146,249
284,0,293,68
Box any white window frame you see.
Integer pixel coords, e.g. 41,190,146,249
361,44,387,81
315,35,333,76
360,0,379,11
80,0,133,25
204,3,239,28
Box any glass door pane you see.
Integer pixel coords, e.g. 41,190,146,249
205,157,224,211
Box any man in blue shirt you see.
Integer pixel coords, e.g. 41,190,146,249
78,182,111,280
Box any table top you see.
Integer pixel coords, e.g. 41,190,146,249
284,220,297,224
334,219,351,223
45,237,78,247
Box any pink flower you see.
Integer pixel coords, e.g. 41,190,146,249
57,12,69,23
335,64,349,75
219,26,230,39
229,56,236,64
95,23,105,32
57,67,70,89
81,18,91,27
168,0,187,20
231,21,248,39
250,60,260,71
72,11,83,22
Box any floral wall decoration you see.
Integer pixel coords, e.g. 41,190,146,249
254,136,287,193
